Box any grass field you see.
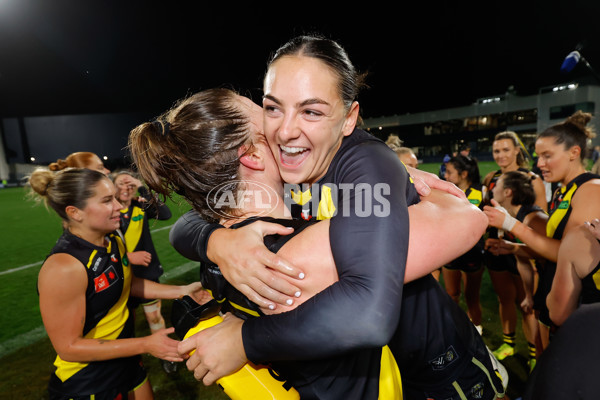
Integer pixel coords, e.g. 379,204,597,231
0,161,533,399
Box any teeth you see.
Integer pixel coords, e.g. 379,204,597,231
280,145,306,154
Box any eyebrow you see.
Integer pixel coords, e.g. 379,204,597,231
263,94,330,108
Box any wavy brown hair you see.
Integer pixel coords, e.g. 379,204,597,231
128,88,253,223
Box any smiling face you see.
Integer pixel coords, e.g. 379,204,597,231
492,138,520,170
263,55,358,185
113,174,137,205
236,94,283,189
77,179,123,234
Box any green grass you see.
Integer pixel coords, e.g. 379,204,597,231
0,163,530,399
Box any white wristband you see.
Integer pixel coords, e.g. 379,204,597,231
494,203,517,232
502,215,517,232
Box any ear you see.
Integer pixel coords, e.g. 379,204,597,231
569,145,581,161
238,145,265,171
65,205,83,222
341,101,360,137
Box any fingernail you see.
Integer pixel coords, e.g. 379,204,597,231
298,272,305,279
268,304,275,310
294,291,301,298
286,299,293,306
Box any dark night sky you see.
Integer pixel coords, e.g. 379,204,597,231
1,0,600,120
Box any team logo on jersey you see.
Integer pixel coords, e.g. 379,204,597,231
428,345,458,370
301,209,312,221
132,215,144,221
469,382,485,399
94,265,119,293
110,254,118,263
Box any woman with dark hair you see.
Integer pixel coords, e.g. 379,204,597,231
132,36,506,399
28,167,204,400
486,170,547,369
442,154,486,335
482,130,547,362
485,110,600,349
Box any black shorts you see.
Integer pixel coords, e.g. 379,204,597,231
446,250,484,273
484,251,518,275
415,348,506,400
48,359,147,400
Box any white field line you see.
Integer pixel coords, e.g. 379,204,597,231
0,260,198,359
0,225,173,276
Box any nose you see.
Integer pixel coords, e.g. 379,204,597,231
113,197,123,210
536,157,544,168
278,113,301,143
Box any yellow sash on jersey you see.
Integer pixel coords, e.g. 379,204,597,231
546,184,577,239
466,187,483,207
290,186,336,221
54,235,132,382
122,206,145,252
379,345,403,399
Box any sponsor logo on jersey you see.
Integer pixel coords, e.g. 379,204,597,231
93,257,102,272
94,265,119,292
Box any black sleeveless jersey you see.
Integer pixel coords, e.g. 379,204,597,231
537,172,600,326
119,187,171,281
44,230,140,397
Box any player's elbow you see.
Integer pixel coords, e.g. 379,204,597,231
349,312,397,347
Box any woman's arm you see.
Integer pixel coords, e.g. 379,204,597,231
267,188,487,312
130,276,206,303
38,254,183,363
404,189,487,281
484,200,561,262
170,212,305,308
547,226,590,326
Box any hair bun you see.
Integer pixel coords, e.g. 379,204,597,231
566,110,592,130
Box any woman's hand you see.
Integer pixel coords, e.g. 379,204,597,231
485,238,518,255
208,221,306,310
183,282,213,305
144,327,185,362
178,313,246,385
520,294,534,314
127,251,152,266
483,199,518,232
406,166,466,199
